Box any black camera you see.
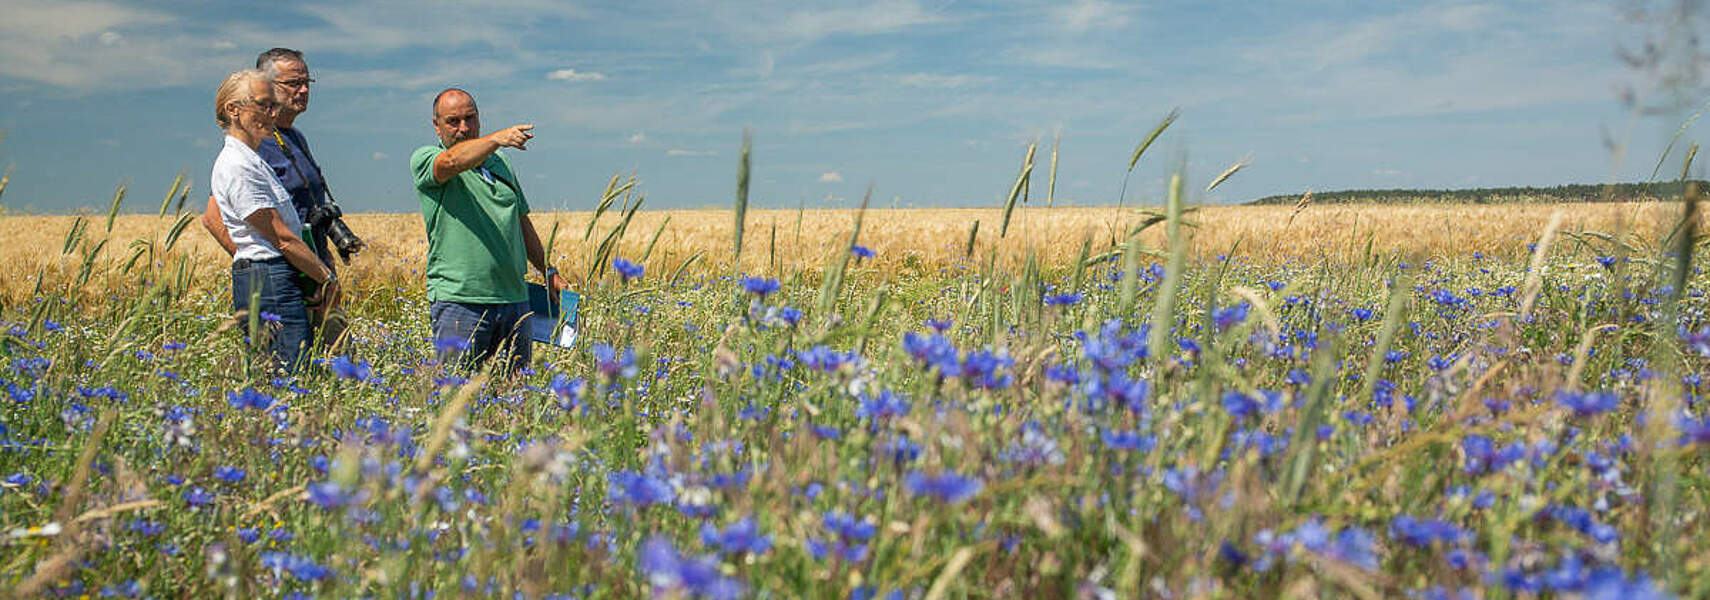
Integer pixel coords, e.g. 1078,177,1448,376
307,202,365,263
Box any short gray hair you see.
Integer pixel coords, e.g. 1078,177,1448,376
255,47,305,78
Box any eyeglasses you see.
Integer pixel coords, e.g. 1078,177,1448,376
274,78,315,90
238,97,282,113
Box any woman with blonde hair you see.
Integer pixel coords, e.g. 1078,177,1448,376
209,68,339,371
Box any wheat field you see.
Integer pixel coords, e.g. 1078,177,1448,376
0,202,1694,306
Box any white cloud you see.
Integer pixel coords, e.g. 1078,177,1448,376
667,149,717,157
774,0,945,42
547,68,606,82
97,31,123,46
818,171,843,182
628,131,647,144
896,73,990,88
1372,168,1404,176
1052,0,1132,33
371,151,389,160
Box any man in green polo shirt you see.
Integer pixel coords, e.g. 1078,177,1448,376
412,87,568,372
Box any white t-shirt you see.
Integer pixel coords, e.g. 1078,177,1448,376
211,135,303,262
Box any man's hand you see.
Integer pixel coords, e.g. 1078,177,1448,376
490,124,533,150
547,271,570,296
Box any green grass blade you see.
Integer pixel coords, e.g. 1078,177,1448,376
105,184,127,233
733,130,752,266
159,173,183,218
640,215,672,264
1046,134,1059,208
1128,108,1179,172
1145,173,1185,366
999,143,1036,238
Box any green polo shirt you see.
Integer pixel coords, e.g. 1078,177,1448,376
412,145,531,304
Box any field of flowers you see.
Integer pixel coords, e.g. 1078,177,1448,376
1,177,1707,598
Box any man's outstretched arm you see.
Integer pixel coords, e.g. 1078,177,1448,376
431,125,534,183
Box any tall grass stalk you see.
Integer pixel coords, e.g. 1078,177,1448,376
733,131,752,267
1145,173,1185,371
1117,108,1178,208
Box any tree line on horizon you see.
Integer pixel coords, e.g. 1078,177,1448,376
1246,180,1708,206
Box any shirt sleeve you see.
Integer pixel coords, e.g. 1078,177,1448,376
412,146,444,191
232,160,283,221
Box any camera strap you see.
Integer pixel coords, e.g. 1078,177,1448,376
271,130,337,209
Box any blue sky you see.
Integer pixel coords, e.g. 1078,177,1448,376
0,0,1698,214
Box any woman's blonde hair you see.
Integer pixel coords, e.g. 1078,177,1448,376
213,68,269,130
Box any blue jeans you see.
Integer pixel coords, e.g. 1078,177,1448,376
430,301,533,373
231,257,314,372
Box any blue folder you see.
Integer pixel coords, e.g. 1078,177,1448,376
527,284,580,348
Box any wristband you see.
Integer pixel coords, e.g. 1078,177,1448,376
544,267,559,279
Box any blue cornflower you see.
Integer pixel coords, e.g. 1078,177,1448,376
1091,372,1149,413
924,318,952,332
1220,390,1280,420
1043,292,1082,307
1100,430,1156,452
851,245,875,259
700,518,773,555
306,481,356,510
1389,515,1467,548
129,519,166,536
613,258,645,281
1461,434,1525,475
226,387,274,411
902,332,959,375
330,356,371,381
2,472,32,492
810,511,876,562
1162,466,1225,522
1349,307,1375,322
1556,390,1620,417
1213,302,1250,330
1327,526,1379,571
609,471,675,507
959,349,1013,390
638,537,746,600
434,335,472,353
1044,363,1080,385
259,311,282,323
795,345,860,373
592,343,638,380
1000,424,1064,466
259,552,334,582
740,276,781,297
878,434,922,467
1595,255,1618,268
213,466,246,484
904,470,983,504
549,374,587,412
857,390,912,421
183,486,214,507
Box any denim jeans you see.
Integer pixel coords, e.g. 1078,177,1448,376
231,257,314,372
430,301,533,374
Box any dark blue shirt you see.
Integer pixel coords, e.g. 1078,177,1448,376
255,127,326,227
256,127,334,265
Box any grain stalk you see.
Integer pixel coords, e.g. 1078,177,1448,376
1117,108,1178,208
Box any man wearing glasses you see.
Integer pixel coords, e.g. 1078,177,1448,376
202,48,351,344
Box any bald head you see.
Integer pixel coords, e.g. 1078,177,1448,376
431,88,480,147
